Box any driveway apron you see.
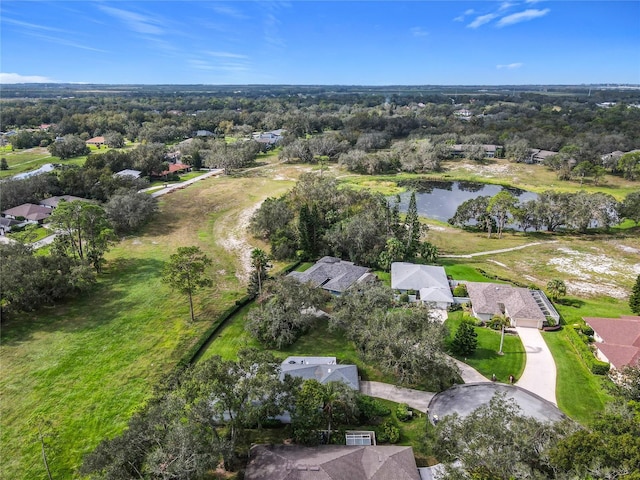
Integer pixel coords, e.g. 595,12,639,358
515,327,557,405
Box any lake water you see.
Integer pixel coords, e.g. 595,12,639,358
395,180,538,223
13,163,56,180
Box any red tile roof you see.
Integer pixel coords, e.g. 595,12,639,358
86,136,105,144
160,163,190,175
584,316,640,369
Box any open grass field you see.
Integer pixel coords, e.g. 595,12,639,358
0,147,88,179
445,311,526,383
0,172,296,479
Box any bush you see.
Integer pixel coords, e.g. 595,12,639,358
581,325,594,336
399,293,410,303
395,403,412,422
453,284,468,297
448,302,462,312
357,396,391,423
377,421,400,444
565,325,610,375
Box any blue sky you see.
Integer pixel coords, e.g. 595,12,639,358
1,1,638,85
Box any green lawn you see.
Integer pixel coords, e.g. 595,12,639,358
445,311,526,383
7,225,51,243
440,259,501,282
542,329,613,424
0,174,296,480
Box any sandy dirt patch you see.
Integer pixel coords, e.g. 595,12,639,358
216,202,263,283
453,162,513,178
547,246,640,298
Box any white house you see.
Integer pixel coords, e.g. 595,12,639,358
391,263,454,310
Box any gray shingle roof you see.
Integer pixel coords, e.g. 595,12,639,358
289,256,374,294
391,263,453,304
245,445,421,480
2,203,51,222
466,282,546,321
280,357,359,390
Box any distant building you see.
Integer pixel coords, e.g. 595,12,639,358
114,169,142,179
86,136,105,146
39,195,90,209
1,203,52,224
527,149,558,164
391,262,454,309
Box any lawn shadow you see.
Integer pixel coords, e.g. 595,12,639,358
557,298,585,309
1,257,166,345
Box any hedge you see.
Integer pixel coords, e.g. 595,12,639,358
178,260,302,368
565,325,610,375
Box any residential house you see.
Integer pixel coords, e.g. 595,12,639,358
288,256,376,295
391,262,453,309
252,129,285,147
0,217,20,235
454,109,473,118
280,356,359,390
583,315,640,369
245,444,421,480
451,144,503,158
195,130,215,137
465,282,559,329
114,169,142,179
1,203,52,224
158,162,191,177
86,136,105,146
39,195,90,209
527,149,558,164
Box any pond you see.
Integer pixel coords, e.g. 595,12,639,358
394,180,538,223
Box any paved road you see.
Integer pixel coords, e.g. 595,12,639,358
359,381,434,413
149,169,223,198
450,357,489,383
515,327,557,405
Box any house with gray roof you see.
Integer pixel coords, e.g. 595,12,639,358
114,169,142,179
391,263,453,309
39,195,90,209
465,282,558,329
1,203,52,224
245,444,421,480
288,256,376,295
280,356,359,390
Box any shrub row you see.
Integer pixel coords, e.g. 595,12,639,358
177,293,256,368
475,268,533,289
565,325,610,375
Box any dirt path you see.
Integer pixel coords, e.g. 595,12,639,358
440,241,557,259
215,202,263,283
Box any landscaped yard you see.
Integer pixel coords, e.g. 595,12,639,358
445,311,526,383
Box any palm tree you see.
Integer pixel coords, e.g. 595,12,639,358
546,279,567,302
491,314,511,355
250,248,270,297
321,382,357,444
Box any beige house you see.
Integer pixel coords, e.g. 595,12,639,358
465,282,558,329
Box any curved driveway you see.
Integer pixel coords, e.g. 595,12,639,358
515,327,557,405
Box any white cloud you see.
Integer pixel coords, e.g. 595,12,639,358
410,27,429,37
209,4,248,20
206,51,249,59
499,2,515,11
0,73,54,84
468,13,498,29
454,8,475,22
98,6,165,35
497,63,524,69
3,18,65,33
497,8,550,27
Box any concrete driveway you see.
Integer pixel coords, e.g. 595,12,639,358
359,381,434,413
515,327,557,405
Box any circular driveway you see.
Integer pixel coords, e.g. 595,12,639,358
428,383,565,423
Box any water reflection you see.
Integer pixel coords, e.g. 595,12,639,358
394,180,537,223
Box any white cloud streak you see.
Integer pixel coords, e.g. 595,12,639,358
206,51,249,59
209,4,248,20
2,18,66,33
0,73,54,83
468,13,499,29
497,8,550,27
98,6,165,35
410,27,428,37
497,63,524,69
